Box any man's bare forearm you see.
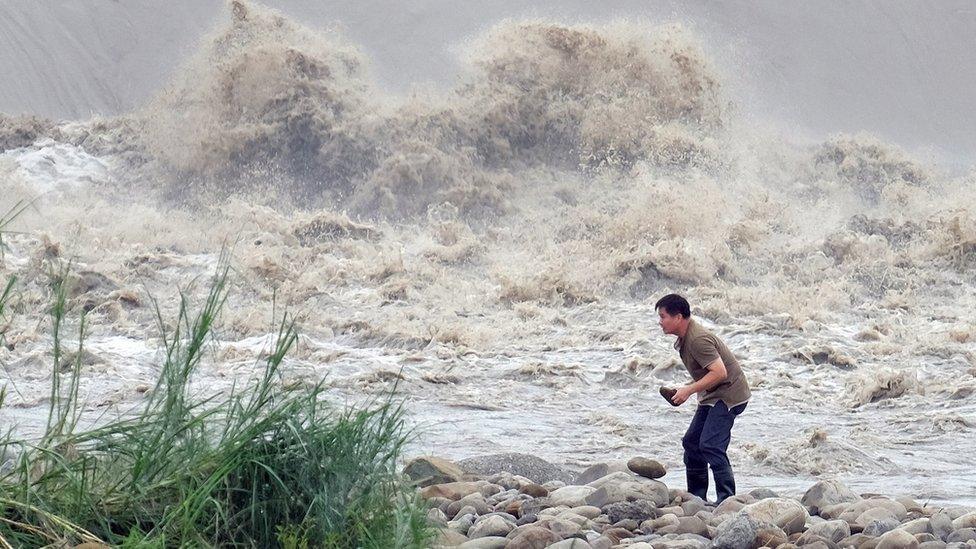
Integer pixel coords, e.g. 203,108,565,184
686,358,728,393
686,368,726,393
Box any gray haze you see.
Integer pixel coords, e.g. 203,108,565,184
1,1,974,163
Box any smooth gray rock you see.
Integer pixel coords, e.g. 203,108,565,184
801,479,860,515
749,487,780,500
584,475,669,507
946,529,976,543
458,453,575,484
953,512,976,530
741,498,809,535
931,511,954,541
804,519,851,543
876,528,920,549
711,511,758,549
863,517,901,537
549,485,597,507
468,515,514,539
603,499,658,524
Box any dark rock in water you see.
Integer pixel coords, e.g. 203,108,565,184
458,453,574,484
292,213,380,245
627,456,666,479
68,270,120,298
603,500,658,524
402,456,464,487
0,114,58,151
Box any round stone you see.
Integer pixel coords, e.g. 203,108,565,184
627,457,667,479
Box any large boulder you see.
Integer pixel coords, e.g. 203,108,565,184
801,479,861,515
403,456,465,487
741,498,809,535
583,473,669,507
458,454,575,484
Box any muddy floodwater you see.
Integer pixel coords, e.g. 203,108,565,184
2,1,976,508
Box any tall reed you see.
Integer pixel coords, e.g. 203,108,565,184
0,264,431,548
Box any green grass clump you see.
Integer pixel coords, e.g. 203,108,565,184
0,267,432,548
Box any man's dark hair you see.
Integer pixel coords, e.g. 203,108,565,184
655,293,691,318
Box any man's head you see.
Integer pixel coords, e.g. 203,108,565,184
655,293,691,335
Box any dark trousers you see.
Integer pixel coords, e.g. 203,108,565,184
682,401,746,503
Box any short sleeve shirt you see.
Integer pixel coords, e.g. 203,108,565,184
675,319,751,407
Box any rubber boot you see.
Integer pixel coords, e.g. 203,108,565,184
686,466,709,501
712,465,736,503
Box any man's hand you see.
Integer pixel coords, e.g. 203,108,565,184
672,385,695,405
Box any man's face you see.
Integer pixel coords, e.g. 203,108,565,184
658,308,683,335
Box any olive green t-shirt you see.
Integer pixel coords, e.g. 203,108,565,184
675,319,751,407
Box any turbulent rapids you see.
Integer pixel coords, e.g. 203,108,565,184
1,0,976,515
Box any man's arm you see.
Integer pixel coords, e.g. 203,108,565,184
672,358,727,405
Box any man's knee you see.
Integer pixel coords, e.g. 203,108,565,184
682,432,700,453
699,440,729,467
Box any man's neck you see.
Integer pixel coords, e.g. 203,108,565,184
676,318,691,339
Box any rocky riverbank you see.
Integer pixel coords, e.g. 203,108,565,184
404,453,976,549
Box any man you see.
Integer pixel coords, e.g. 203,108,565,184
656,293,750,504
